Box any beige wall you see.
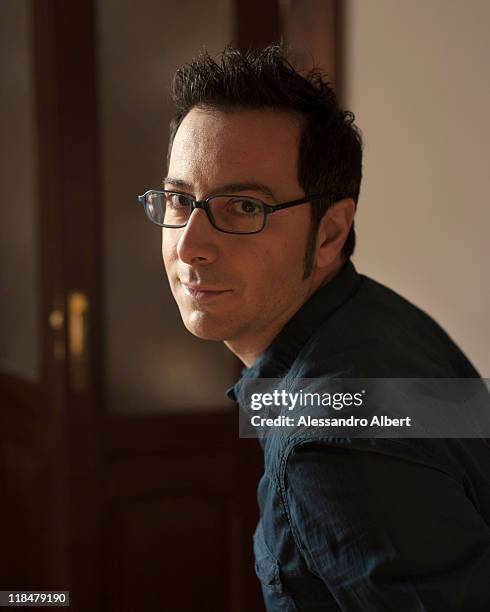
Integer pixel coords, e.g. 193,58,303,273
343,0,490,376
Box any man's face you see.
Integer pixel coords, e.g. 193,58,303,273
162,107,315,352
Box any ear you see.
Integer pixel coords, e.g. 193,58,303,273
315,198,356,269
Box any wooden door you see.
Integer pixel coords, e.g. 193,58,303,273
1,1,264,611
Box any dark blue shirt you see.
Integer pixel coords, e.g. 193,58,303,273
228,260,490,611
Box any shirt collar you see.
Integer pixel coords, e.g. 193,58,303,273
227,258,362,402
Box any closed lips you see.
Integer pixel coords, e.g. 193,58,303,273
183,285,229,292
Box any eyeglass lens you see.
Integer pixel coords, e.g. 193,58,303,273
146,192,265,233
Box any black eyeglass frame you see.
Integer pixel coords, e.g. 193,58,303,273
137,189,329,235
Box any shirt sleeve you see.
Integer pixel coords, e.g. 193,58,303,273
282,441,490,611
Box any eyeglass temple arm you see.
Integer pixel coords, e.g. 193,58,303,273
265,194,327,213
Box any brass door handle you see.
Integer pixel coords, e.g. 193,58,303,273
49,297,65,362
67,291,90,392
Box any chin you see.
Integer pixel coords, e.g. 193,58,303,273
181,310,235,342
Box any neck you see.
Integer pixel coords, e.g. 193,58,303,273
224,317,289,368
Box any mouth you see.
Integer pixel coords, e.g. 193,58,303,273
181,284,232,301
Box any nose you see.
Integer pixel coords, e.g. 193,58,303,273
175,207,220,265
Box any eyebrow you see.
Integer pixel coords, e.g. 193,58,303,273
162,177,277,200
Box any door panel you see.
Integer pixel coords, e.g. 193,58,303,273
96,0,237,416
0,0,41,382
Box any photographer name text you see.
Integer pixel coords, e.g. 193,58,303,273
250,415,412,428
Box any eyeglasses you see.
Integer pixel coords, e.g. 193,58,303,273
137,189,328,235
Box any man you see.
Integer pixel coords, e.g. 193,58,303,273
138,45,490,611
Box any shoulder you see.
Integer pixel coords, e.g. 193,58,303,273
292,274,479,378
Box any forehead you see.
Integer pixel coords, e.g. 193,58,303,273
168,107,303,196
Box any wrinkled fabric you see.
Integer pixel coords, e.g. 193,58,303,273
228,260,490,611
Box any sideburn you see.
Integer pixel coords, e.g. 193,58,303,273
302,213,319,280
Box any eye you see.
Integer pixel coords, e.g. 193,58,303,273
228,198,263,215
166,193,191,209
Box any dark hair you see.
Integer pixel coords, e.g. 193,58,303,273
167,44,363,275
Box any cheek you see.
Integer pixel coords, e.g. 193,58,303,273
161,232,178,271
273,220,309,267
240,237,304,295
